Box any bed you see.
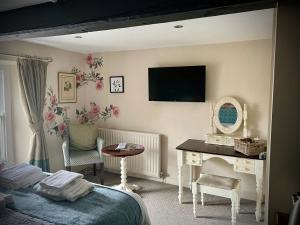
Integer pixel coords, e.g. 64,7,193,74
0,184,151,225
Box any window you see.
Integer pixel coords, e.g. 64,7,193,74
0,64,12,162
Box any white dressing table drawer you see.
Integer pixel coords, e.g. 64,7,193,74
185,152,201,160
234,158,255,174
185,152,202,165
186,158,202,165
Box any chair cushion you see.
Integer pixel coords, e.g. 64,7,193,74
69,123,98,150
69,150,101,166
197,174,240,190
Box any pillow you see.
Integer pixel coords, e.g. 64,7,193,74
69,123,98,150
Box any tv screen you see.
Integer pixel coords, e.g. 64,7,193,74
148,66,206,102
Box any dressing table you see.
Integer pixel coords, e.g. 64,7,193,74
176,139,265,221
176,97,266,222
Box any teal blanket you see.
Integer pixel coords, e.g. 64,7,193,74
2,186,147,225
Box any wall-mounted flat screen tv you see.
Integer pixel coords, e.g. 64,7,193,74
148,66,206,102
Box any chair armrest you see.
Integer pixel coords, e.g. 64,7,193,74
62,136,71,166
97,137,104,161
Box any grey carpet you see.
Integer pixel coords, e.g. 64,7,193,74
82,168,264,225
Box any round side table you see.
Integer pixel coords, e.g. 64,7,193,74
102,144,144,192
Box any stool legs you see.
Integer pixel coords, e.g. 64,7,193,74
201,192,204,206
192,179,241,225
237,195,240,214
192,182,197,217
231,192,237,225
193,193,197,217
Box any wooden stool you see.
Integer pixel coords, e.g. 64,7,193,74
192,173,241,225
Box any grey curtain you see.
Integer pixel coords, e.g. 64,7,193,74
17,58,49,171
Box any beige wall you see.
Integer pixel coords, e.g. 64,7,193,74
93,39,273,200
0,41,85,171
0,39,273,200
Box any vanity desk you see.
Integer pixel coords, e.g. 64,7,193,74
176,139,265,222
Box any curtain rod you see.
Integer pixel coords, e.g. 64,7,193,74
0,53,53,63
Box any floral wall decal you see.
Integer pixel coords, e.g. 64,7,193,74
45,54,120,139
72,54,104,91
44,88,68,138
45,87,120,139
76,103,119,124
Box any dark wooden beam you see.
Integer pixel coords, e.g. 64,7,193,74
0,0,276,40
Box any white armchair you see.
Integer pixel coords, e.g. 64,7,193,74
62,124,104,184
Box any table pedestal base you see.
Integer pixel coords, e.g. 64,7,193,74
113,157,142,192
113,184,142,192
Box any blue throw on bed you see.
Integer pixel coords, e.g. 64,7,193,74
2,186,143,225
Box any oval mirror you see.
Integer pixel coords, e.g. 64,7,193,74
218,103,237,128
214,97,242,134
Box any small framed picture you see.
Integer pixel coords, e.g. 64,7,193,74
58,72,77,103
110,76,124,93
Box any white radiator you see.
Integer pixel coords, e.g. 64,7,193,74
98,128,161,178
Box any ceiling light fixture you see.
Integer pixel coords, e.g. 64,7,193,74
174,25,183,29
74,36,82,39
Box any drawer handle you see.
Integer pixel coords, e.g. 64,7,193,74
245,161,251,164
245,167,250,171
192,153,197,157
192,160,196,163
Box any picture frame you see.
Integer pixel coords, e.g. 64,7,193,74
58,72,77,103
110,76,124,93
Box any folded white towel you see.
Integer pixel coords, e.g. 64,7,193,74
0,163,41,181
35,177,94,202
39,170,84,191
17,172,47,189
61,178,94,202
0,163,45,189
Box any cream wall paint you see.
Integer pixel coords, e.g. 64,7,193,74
0,41,86,171
0,39,273,200
91,39,273,200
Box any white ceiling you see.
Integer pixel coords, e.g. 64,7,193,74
25,9,274,54
0,0,56,12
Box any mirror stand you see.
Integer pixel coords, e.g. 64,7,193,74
206,97,248,146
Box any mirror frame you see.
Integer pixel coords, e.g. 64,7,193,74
214,96,243,134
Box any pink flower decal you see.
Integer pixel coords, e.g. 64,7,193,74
112,106,120,117
86,54,93,65
76,74,82,83
72,54,104,91
50,95,57,105
57,123,66,136
45,87,69,138
95,79,104,91
89,102,100,115
44,111,55,122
